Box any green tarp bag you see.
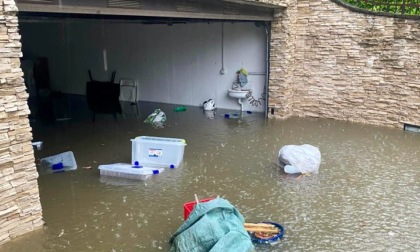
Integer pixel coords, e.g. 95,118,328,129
169,198,254,252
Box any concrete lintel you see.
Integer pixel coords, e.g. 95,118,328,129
17,4,274,21
222,0,287,8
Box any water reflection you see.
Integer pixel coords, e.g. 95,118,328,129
203,110,215,119
1,102,419,251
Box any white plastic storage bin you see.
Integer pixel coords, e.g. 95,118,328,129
99,163,164,181
131,136,186,168
40,151,77,173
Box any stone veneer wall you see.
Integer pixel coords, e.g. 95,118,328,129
267,0,420,128
268,2,298,118
0,0,43,245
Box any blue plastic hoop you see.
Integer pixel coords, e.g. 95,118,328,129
249,221,284,244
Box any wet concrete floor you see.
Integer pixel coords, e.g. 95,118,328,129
1,101,420,251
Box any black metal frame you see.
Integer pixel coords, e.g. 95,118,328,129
332,0,420,19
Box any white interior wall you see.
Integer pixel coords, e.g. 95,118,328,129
20,19,267,112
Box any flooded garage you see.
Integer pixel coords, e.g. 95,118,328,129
1,0,419,250
0,101,419,251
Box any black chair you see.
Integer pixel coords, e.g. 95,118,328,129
86,70,121,121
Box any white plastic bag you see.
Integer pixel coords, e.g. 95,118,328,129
144,109,166,124
153,110,166,123
277,144,321,174
203,99,216,111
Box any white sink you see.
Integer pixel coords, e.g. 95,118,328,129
227,89,251,99
227,89,252,111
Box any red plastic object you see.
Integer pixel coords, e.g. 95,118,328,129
183,198,214,220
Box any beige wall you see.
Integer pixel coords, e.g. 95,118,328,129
268,0,420,128
0,0,43,245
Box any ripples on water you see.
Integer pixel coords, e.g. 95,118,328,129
1,102,419,251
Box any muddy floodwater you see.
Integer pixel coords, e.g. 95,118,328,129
1,101,420,251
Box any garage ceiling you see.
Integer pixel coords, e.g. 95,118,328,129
16,0,277,21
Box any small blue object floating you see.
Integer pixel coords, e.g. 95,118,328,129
222,112,241,119
132,161,143,168
248,222,284,244
153,170,159,174
52,162,64,170
170,164,175,169
247,111,252,114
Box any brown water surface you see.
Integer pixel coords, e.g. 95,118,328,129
1,101,419,251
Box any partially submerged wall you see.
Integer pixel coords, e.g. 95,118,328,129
267,0,420,128
268,2,297,118
0,0,43,245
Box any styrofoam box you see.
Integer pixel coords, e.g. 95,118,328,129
40,151,77,173
131,136,186,168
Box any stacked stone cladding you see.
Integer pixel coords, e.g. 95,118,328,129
266,0,420,128
269,2,298,118
0,0,43,245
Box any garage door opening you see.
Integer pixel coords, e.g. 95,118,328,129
18,10,271,126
